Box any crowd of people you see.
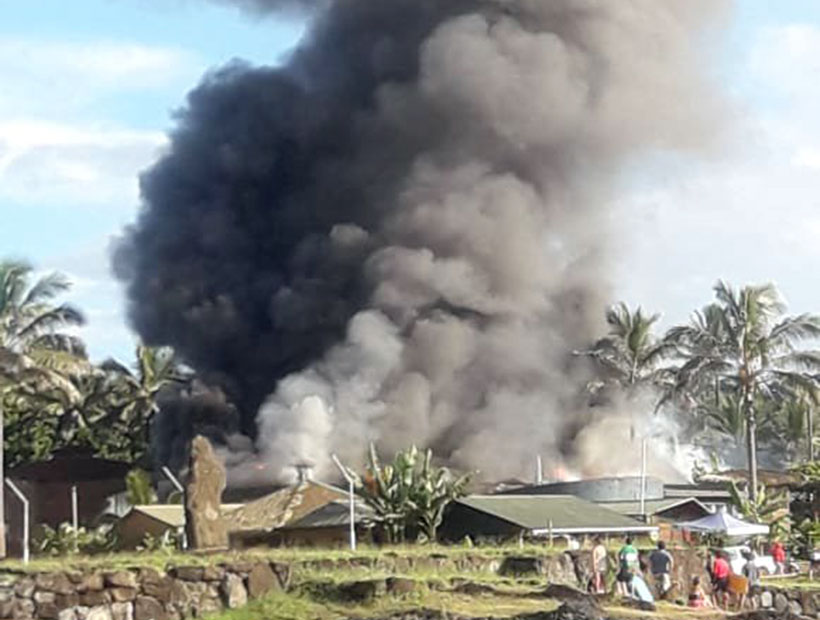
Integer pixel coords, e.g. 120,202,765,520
587,536,792,611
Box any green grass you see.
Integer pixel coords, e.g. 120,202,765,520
207,591,335,620
0,542,580,573
208,584,559,620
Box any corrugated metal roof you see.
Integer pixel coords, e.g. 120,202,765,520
128,504,244,527
229,480,347,533
456,495,656,534
282,500,372,529
597,498,710,517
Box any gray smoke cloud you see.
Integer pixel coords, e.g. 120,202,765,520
116,0,729,481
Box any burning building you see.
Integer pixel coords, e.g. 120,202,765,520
115,0,729,481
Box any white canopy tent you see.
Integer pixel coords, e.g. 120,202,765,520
677,508,770,537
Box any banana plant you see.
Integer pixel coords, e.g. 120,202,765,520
344,444,470,543
729,480,791,540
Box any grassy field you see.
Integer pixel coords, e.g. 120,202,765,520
0,542,578,573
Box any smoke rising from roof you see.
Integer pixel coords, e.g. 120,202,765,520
116,0,729,481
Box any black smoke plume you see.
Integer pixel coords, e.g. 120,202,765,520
116,0,728,481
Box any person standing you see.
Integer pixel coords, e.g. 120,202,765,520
740,550,759,610
591,536,608,594
711,551,731,609
771,540,786,575
617,537,640,596
649,541,674,598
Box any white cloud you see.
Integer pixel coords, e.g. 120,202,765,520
0,37,199,117
0,119,168,206
613,22,820,325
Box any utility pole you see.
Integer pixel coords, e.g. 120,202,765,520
0,401,6,558
5,479,28,564
162,466,188,550
331,454,356,551
639,438,647,520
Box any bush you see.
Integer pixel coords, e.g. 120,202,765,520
137,529,182,553
37,522,118,556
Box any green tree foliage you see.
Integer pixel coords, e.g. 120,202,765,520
579,303,673,401
666,281,820,498
728,481,790,540
125,468,157,506
346,444,470,543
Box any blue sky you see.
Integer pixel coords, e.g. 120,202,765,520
3,1,820,363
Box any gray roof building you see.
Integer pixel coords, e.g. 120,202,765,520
441,494,656,541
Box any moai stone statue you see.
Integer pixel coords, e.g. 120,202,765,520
185,435,229,550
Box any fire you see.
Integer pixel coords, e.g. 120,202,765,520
551,465,570,482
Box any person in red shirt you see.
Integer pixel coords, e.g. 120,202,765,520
771,541,786,574
711,551,731,609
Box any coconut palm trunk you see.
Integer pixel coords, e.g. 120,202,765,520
744,395,758,502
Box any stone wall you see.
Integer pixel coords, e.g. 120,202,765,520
0,547,715,620
0,561,290,620
751,584,820,617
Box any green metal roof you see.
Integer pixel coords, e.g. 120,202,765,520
457,495,656,534
598,498,710,518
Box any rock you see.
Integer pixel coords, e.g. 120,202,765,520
337,580,387,604
54,594,79,609
774,592,789,613
15,580,35,599
0,599,14,619
788,600,803,615
220,575,247,609
201,567,224,582
138,570,163,585
615,597,657,613
13,598,35,620
32,594,55,606
170,568,203,583
109,588,138,603
35,602,58,620
105,573,138,590
543,584,599,605
80,592,110,607
34,574,73,596
222,563,254,575
184,436,228,550
141,578,174,602
247,564,280,599
386,578,418,596
547,601,605,620
109,605,133,620
499,556,541,577
800,590,816,617
74,608,89,620
168,581,204,617
0,589,13,604
452,582,499,596
134,597,166,620
760,590,773,608
84,607,112,620
193,597,221,617
78,575,104,593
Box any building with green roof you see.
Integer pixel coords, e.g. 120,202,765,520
441,494,657,542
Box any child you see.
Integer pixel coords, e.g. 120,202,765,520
689,576,710,608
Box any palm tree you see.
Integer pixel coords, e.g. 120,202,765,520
0,260,89,557
667,281,820,500
579,303,673,401
101,345,187,456
0,261,89,393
